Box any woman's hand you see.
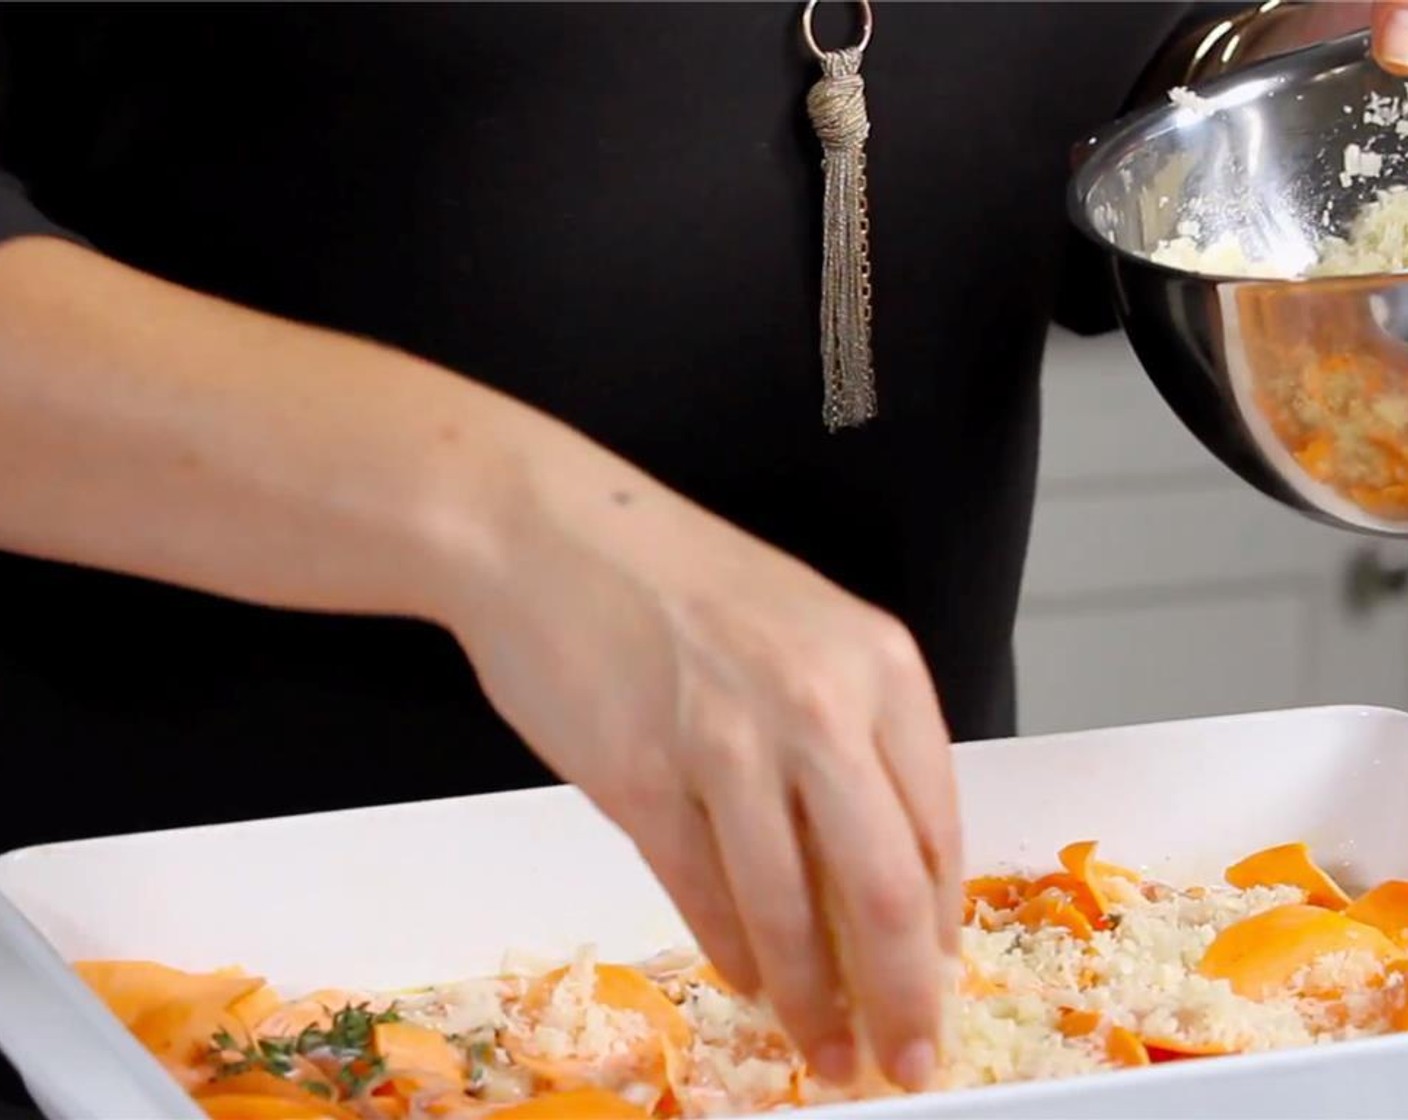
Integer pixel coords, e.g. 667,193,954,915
436,408,963,1092
1265,1,1408,72
1374,0,1408,72
0,234,962,1094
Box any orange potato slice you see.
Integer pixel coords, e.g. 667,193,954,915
964,876,1029,916
1056,1009,1101,1038
1140,1035,1236,1062
518,964,690,1053
1022,873,1112,929
1198,903,1401,998
253,990,368,1038
1105,1026,1150,1068
1058,841,1139,918
371,1020,466,1112
193,1072,357,1119
1015,891,1094,941
1224,843,1351,911
365,1098,407,1120
372,1021,464,1088
229,986,285,1034
73,961,262,1029
488,1090,652,1119
506,964,690,1096
78,965,266,1087
1345,881,1408,948
197,1093,352,1120
130,998,252,1086
1056,1011,1148,1067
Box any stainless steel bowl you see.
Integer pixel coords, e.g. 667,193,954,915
1070,30,1408,535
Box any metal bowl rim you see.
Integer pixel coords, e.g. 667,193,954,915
1064,29,1406,287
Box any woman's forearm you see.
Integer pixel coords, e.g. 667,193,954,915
0,235,519,622
0,237,968,1087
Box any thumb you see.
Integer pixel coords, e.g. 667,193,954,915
1373,0,1408,74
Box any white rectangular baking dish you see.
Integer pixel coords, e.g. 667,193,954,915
3,704,1408,1118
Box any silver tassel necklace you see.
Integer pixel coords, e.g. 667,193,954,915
802,0,876,431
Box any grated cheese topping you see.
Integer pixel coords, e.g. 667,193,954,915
1168,86,1214,119
385,868,1407,1116
87,838,1408,1120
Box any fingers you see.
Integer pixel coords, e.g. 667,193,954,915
657,590,957,1093
872,619,965,962
1373,0,1408,74
797,733,943,1093
700,754,855,1085
626,790,761,997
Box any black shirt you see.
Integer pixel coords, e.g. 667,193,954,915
0,2,1195,858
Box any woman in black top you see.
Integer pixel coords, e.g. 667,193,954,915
0,1,1395,1098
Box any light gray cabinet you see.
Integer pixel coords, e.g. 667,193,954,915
1016,329,1408,734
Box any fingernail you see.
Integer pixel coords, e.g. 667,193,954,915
1383,9,1408,70
892,1037,936,1092
811,1037,857,1085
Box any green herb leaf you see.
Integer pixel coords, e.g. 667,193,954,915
336,1054,386,1096
208,1000,401,1099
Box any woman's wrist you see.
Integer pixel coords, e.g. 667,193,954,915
381,370,533,632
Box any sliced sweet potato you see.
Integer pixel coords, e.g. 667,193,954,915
519,964,690,1053
193,1071,357,1119
1056,1009,1101,1038
197,1092,351,1120
1345,881,1408,948
254,990,367,1038
1015,892,1094,941
506,963,689,1097
89,966,269,1089
1022,873,1111,929
1198,903,1402,998
372,1022,464,1088
365,1097,408,1120
371,1020,466,1112
73,961,262,1029
1056,1010,1148,1067
229,986,285,1034
1140,1035,1236,1062
1024,873,1086,903
1058,841,1139,918
487,1090,652,1119
372,1080,462,1120
1224,843,1351,911
130,998,251,1086
963,876,1029,917
1106,1026,1150,1068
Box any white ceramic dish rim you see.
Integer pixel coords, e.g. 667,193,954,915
3,703,1408,1119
